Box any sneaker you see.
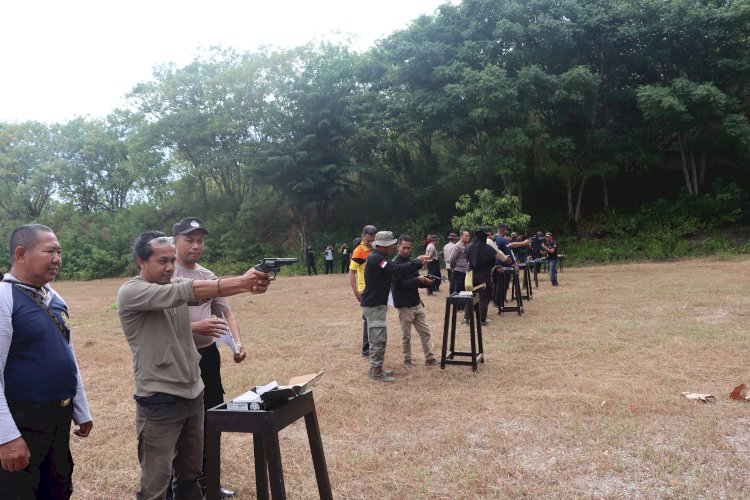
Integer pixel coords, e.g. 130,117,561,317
369,369,396,382
460,318,468,325
362,350,369,358
383,369,394,377
480,320,489,326
403,362,417,372
425,358,438,366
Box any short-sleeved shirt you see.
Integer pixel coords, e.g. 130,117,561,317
349,242,371,293
545,239,558,261
174,263,230,349
442,242,456,270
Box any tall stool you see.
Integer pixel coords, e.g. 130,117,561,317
517,262,533,300
498,267,523,316
441,294,484,371
205,391,332,500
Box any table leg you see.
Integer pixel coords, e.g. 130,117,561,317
254,434,269,500
304,408,333,500
265,432,286,499
205,428,221,500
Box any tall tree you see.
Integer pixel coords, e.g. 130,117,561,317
0,121,58,219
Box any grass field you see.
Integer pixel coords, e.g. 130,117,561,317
59,257,750,498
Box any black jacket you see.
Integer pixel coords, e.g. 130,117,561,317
390,254,427,308
361,249,421,307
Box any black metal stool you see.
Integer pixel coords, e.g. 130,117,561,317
519,262,532,300
205,391,332,500
441,294,484,371
497,267,523,316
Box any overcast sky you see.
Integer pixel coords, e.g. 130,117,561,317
1,0,453,124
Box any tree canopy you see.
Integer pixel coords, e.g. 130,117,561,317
1,0,749,277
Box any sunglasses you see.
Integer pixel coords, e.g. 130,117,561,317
147,236,175,247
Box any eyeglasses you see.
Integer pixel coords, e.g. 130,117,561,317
147,236,175,247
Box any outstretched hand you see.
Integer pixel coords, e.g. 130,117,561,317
242,268,270,294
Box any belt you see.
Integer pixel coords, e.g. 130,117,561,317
9,398,72,409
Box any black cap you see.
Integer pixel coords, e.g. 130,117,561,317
172,217,208,236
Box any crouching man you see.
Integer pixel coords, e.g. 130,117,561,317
391,235,437,370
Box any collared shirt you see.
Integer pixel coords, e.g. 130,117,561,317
349,242,372,293
449,241,469,273
117,276,204,400
0,274,91,445
173,263,230,349
425,243,437,261
442,242,456,270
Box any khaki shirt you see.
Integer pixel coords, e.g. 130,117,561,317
117,276,204,399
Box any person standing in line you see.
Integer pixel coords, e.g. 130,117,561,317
339,242,351,273
449,230,471,313
349,225,377,357
361,231,429,382
0,224,93,499
391,235,437,371
305,245,318,276
466,228,507,326
425,234,441,295
171,217,245,499
542,231,559,286
442,233,458,294
324,244,334,274
117,230,269,499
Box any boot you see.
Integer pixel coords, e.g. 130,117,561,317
369,367,396,382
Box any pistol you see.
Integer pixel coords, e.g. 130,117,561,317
254,257,299,280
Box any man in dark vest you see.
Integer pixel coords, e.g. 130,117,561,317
0,224,93,498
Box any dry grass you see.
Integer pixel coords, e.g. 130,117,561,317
60,257,750,498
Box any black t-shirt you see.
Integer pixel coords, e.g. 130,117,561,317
544,239,558,261
361,250,421,307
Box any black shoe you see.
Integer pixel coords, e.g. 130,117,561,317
220,485,236,498
362,350,369,358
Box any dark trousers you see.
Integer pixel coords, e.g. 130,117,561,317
465,271,492,323
325,260,334,274
0,403,74,500
340,257,350,273
198,344,224,475
362,315,369,354
451,270,466,311
307,263,317,275
446,269,454,294
427,261,441,293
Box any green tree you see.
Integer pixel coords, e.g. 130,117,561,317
451,189,530,232
0,121,58,219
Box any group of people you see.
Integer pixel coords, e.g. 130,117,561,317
0,218,560,497
347,223,560,382
305,243,353,276
1,219,269,499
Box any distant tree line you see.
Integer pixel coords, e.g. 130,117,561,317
1,0,749,278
